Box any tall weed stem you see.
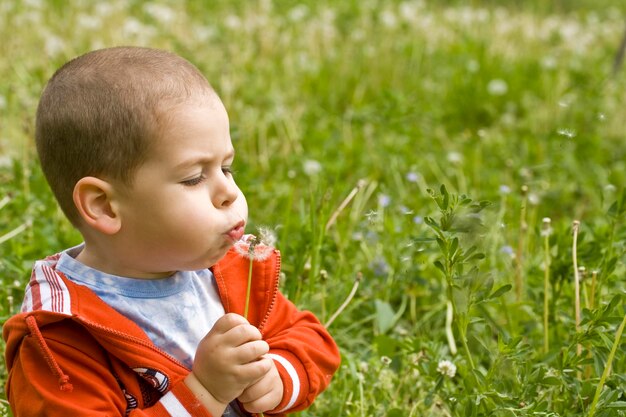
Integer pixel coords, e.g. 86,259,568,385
572,220,582,357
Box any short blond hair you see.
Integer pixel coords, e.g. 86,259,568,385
36,46,212,225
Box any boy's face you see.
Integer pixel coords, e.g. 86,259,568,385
112,95,248,278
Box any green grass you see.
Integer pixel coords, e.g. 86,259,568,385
1,1,626,415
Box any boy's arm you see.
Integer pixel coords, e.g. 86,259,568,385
260,292,341,414
6,318,216,417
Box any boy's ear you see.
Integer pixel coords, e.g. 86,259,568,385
73,177,122,235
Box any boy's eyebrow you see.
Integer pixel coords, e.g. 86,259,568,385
174,149,235,170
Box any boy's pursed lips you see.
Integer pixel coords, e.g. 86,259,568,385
225,220,245,242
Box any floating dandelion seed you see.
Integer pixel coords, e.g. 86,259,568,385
437,360,456,378
557,128,576,138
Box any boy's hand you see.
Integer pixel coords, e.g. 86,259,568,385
192,313,270,404
238,357,283,414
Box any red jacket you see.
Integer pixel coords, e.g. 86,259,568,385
3,247,340,416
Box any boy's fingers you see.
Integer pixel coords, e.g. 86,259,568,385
236,356,273,385
212,313,249,333
222,323,263,346
233,340,270,363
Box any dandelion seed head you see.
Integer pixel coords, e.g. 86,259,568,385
499,185,511,195
447,151,463,164
528,193,540,205
233,233,274,262
466,59,480,73
288,4,309,22
541,217,552,237
437,360,456,378
604,184,616,193
487,79,508,96
380,10,398,28
224,14,242,30
303,159,322,176
541,55,557,69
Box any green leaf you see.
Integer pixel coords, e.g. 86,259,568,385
434,260,446,276
489,284,512,299
374,299,396,334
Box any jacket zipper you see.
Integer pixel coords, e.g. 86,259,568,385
75,316,189,370
258,251,281,334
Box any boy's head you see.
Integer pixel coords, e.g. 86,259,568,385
36,46,213,225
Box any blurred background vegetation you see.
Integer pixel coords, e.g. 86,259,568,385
1,1,625,415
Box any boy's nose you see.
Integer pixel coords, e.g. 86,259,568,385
213,175,239,208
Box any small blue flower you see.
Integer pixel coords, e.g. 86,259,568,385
378,194,391,208
406,172,420,183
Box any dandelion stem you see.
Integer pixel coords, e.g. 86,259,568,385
590,270,598,310
514,185,528,302
0,222,29,246
445,300,457,356
325,179,367,231
325,272,361,328
244,258,253,319
542,218,551,354
572,220,582,357
587,312,626,417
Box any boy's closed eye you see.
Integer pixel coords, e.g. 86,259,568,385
180,167,235,187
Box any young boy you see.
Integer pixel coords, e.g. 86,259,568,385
3,47,340,417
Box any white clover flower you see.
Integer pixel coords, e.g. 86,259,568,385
487,79,508,96
437,360,456,378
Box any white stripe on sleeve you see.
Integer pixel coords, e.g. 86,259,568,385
267,353,300,413
160,391,192,417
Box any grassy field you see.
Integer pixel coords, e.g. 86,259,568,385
1,0,626,416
